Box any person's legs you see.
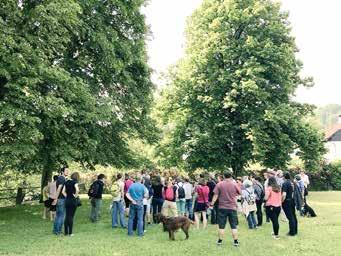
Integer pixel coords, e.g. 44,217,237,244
267,206,280,236
69,203,77,235
119,200,126,228
292,202,298,235
194,212,200,229
227,210,238,244
112,201,118,228
180,199,186,216
157,198,163,214
90,198,96,222
217,209,227,243
256,200,263,226
283,201,295,235
202,211,207,229
53,199,65,234
170,202,178,217
128,204,136,236
95,199,102,222
64,204,71,235
250,211,257,228
137,205,144,236
246,213,253,229
143,205,147,231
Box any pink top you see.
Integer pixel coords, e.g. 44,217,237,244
124,179,133,193
265,187,282,207
196,185,209,203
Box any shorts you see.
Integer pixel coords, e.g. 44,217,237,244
217,208,238,230
50,205,56,212
44,198,53,208
124,195,130,208
194,202,207,212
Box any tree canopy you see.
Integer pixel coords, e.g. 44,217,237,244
0,0,155,186
156,0,326,174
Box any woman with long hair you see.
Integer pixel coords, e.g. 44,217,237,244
194,178,209,229
264,176,282,239
151,175,164,223
62,172,80,236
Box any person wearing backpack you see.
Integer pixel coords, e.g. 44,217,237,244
162,178,178,217
175,178,186,216
242,179,257,229
253,176,264,226
89,174,105,223
194,178,210,229
111,173,126,229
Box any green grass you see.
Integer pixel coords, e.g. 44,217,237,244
1,192,341,256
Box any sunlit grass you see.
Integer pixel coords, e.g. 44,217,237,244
1,192,341,256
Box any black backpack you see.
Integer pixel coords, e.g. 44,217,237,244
88,181,100,198
178,184,185,199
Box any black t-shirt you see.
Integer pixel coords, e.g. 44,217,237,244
65,179,77,199
56,176,66,199
282,180,293,201
152,184,163,199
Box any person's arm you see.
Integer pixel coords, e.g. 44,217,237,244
126,192,136,205
74,183,79,198
62,186,66,198
210,194,218,207
56,184,63,199
264,187,270,201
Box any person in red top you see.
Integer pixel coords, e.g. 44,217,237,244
210,171,241,247
194,178,209,229
124,174,134,214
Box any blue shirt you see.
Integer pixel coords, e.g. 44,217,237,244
128,182,146,204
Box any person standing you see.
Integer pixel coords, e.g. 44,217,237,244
124,174,134,215
183,178,194,220
151,175,164,223
53,167,69,235
62,172,80,236
241,180,257,229
294,175,305,216
264,177,282,239
282,172,298,236
126,175,148,236
162,179,178,217
89,174,105,223
207,174,217,224
210,171,241,247
111,173,126,229
194,178,209,229
175,178,186,216
253,176,264,226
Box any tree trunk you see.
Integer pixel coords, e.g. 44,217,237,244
15,187,25,205
40,162,53,202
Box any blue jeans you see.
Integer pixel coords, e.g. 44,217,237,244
90,198,102,222
112,200,126,228
247,211,257,229
53,199,65,234
128,204,144,236
152,198,164,223
185,199,193,219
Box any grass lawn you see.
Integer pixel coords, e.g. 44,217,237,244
1,191,341,256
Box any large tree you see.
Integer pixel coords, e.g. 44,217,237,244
0,0,155,189
157,0,325,174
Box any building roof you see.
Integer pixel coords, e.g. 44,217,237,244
325,124,341,140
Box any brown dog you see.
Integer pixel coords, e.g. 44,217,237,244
155,213,193,240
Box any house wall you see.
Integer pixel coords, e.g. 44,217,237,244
326,141,341,162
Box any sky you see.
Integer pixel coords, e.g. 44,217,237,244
143,0,341,106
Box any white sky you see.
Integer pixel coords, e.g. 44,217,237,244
143,0,341,106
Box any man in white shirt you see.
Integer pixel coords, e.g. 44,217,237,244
300,170,310,188
183,178,194,220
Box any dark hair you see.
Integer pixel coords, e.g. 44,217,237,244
223,172,232,179
98,173,105,180
284,172,291,180
116,173,122,181
53,175,58,181
199,178,206,186
125,173,130,180
255,176,262,182
152,175,161,186
60,166,68,174
71,172,80,182
268,177,280,192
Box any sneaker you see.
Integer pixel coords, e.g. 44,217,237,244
217,239,223,246
233,240,240,247
69,234,74,237
273,235,280,240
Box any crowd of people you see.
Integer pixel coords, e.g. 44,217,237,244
42,166,313,246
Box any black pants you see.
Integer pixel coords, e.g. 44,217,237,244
64,198,77,235
265,206,281,236
282,200,298,235
152,198,164,223
256,200,263,226
210,203,219,224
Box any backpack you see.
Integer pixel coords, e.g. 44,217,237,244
245,190,256,205
88,181,100,198
164,186,176,201
178,184,185,199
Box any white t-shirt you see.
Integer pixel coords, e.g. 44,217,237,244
183,182,193,200
301,174,310,188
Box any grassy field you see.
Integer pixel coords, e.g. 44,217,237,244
1,192,341,256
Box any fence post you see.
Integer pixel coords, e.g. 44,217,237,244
15,187,25,205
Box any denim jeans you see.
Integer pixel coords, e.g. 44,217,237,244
152,198,164,223
112,200,126,228
128,204,144,236
53,199,65,234
176,199,186,215
246,211,257,229
185,199,193,220
90,198,102,222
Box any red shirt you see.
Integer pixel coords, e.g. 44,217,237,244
195,185,209,203
213,179,241,210
124,179,133,193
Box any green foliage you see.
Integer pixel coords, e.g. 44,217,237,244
0,1,155,184
157,0,325,174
